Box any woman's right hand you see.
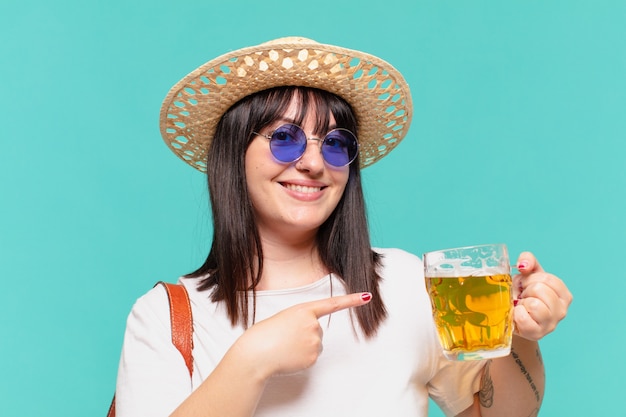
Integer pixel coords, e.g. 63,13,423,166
232,292,372,379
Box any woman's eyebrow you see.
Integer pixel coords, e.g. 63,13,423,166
275,116,296,124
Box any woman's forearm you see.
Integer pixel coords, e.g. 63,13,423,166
478,335,545,417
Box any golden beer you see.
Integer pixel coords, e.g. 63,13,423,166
425,273,513,360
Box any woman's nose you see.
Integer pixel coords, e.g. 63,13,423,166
295,138,325,173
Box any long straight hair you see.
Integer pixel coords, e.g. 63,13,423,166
187,86,386,337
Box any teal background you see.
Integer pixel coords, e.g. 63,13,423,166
1,0,623,415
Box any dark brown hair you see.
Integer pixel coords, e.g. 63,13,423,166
186,86,386,337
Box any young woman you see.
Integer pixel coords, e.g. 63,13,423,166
114,37,572,417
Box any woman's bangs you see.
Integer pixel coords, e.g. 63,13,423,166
252,87,356,137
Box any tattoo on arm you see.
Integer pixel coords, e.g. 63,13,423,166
479,360,494,408
536,347,545,377
511,347,542,404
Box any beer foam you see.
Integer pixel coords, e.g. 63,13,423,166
426,257,508,278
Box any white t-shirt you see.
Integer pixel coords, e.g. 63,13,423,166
115,248,485,417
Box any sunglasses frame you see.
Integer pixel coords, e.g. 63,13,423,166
253,123,359,168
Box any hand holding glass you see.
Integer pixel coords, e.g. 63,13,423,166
423,244,514,361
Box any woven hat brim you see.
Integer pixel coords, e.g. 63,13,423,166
160,37,413,171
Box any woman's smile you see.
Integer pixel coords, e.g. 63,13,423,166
281,182,325,194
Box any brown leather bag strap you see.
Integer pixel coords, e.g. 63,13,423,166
107,282,194,417
156,281,194,377
107,397,115,417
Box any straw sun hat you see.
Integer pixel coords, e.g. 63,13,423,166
159,36,413,171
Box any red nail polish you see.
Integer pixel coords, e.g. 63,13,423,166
513,299,519,307
517,261,529,270
361,293,372,302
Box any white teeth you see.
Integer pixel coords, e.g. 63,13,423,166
284,184,322,193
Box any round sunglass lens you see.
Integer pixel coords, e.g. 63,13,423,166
269,124,306,163
322,129,358,167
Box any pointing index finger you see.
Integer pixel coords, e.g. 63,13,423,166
310,292,372,319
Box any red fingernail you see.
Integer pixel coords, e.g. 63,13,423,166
361,293,372,302
517,261,529,270
513,299,519,307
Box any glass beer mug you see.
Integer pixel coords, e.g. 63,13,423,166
423,243,514,361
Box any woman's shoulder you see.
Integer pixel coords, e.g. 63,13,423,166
373,247,423,269
126,282,173,323
372,247,428,303
125,277,212,331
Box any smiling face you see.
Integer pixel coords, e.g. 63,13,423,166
245,96,351,242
